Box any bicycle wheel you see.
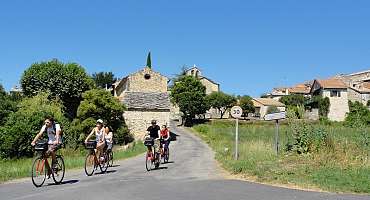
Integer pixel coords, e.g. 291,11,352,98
31,156,46,187
52,155,65,184
100,153,109,173
145,151,153,171
84,153,96,176
154,152,160,169
108,151,113,167
164,148,169,163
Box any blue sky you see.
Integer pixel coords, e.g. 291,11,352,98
0,0,369,97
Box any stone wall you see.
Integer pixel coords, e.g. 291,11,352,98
126,67,168,93
304,109,319,120
123,110,170,140
200,78,219,95
322,89,349,121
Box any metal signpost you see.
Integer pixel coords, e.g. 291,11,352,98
230,106,242,160
264,111,286,155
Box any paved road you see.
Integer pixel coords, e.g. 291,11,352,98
0,122,368,200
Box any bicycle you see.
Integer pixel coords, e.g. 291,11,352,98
84,141,109,176
107,148,114,167
144,137,161,171
160,139,170,163
31,141,65,187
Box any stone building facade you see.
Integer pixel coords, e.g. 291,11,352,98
337,70,370,106
310,79,349,121
113,67,170,139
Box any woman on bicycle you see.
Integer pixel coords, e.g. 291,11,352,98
85,119,106,162
31,116,62,169
104,126,113,151
160,125,170,153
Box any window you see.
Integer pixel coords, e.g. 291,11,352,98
144,74,151,80
330,90,341,97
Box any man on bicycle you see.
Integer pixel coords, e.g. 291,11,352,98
31,116,62,170
145,120,161,154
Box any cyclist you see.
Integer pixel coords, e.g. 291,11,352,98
85,119,106,162
104,126,113,152
160,125,170,155
31,116,62,171
145,120,161,155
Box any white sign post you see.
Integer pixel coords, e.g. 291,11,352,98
264,111,286,155
231,106,242,160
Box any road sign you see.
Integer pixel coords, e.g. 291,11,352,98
264,111,286,156
230,106,243,118
264,111,286,121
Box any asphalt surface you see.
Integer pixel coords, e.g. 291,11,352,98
0,122,368,200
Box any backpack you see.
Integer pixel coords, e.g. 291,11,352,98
43,122,64,144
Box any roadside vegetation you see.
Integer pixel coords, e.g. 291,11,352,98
192,113,370,193
0,142,146,183
0,59,137,182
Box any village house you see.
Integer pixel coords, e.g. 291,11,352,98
267,82,311,100
310,78,349,121
252,98,286,118
336,70,370,106
113,67,170,139
347,82,370,106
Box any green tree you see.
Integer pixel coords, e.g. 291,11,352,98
345,101,370,127
67,89,132,148
171,76,209,126
92,71,117,89
279,94,305,107
239,95,255,118
0,93,68,158
146,52,152,68
21,59,95,118
206,92,237,119
0,84,17,125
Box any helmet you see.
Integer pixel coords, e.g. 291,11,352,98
97,119,104,124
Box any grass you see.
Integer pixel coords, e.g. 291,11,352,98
192,120,370,194
0,142,146,183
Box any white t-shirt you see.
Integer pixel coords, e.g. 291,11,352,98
41,124,62,144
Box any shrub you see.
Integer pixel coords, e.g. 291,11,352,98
0,93,68,158
345,101,370,127
286,109,333,154
66,89,132,148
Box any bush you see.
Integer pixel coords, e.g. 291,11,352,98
0,93,68,158
286,109,333,154
66,89,132,148
345,101,370,127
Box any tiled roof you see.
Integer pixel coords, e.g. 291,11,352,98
316,79,347,89
289,83,311,94
253,98,285,107
120,92,170,110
